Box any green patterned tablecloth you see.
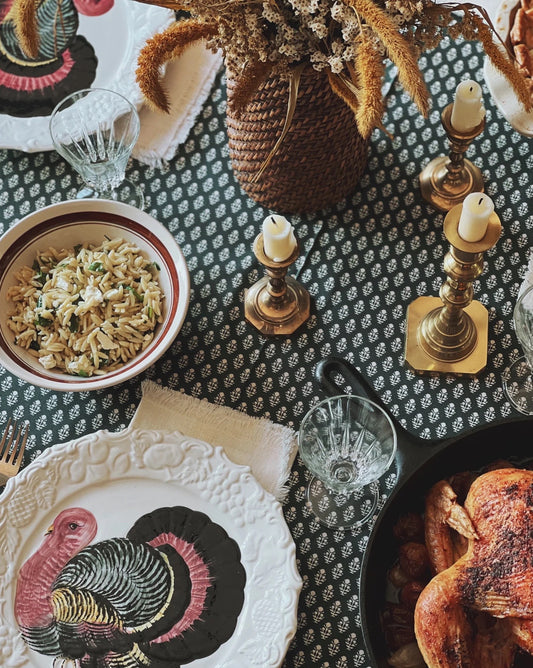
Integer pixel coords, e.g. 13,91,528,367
1,37,532,667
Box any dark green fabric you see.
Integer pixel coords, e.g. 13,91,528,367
1,36,531,666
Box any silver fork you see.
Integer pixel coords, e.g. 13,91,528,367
0,419,28,483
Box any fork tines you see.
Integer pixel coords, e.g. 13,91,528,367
0,418,28,467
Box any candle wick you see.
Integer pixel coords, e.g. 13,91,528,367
270,216,277,227
478,197,484,205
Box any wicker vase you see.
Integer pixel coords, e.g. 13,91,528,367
226,66,369,214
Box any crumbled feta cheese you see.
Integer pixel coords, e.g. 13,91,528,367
39,354,57,370
82,285,104,304
55,276,71,291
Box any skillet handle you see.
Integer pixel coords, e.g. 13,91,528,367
316,357,386,407
315,356,427,448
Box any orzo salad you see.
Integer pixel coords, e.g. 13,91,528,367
6,237,164,377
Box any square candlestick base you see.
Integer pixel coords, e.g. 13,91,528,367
404,296,489,376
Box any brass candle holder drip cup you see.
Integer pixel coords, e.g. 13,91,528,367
420,103,485,212
404,204,501,376
244,233,310,336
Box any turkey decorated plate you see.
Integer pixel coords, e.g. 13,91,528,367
0,428,302,667
0,0,173,151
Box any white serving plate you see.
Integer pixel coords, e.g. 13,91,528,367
0,0,173,152
0,428,302,667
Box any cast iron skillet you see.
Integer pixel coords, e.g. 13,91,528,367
315,356,533,667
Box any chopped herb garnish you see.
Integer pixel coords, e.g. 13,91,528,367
77,370,89,377
74,244,82,255
145,261,161,272
123,285,143,302
32,260,48,286
35,315,53,328
29,340,40,351
69,314,79,333
88,261,104,272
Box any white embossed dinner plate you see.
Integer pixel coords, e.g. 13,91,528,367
0,428,302,667
483,0,533,135
0,0,173,152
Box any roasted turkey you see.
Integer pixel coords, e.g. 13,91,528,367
15,505,246,667
415,468,533,667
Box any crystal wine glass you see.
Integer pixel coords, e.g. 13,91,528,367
298,394,397,530
503,284,533,415
49,88,143,209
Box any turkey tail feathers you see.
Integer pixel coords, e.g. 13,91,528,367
17,505,245,667
51,537,192,660
127,506,246,664
18,622,61,656
53,538,186,628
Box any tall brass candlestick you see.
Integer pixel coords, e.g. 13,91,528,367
404,203,501,376
419,103,485,212
244,233,310,336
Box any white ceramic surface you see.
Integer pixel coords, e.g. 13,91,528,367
0,199,190,391
0,428,302,667
0,0,173,152
483,0,533,135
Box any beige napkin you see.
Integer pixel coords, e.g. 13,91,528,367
133,43,222,167
129,380,298,502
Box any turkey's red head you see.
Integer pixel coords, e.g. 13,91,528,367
15,508,98,629
45,507,98,553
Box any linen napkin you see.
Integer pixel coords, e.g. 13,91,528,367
129,380,298,502
133,43,223,167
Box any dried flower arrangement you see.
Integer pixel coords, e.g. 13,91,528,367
126,0,533,139
10,0,533,140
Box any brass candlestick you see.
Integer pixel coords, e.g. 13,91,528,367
244,233,310,336
419,103,485,212
404,203,501,376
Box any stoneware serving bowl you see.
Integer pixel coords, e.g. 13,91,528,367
0,199,190,392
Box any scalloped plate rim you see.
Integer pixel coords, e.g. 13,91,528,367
0,427,302,667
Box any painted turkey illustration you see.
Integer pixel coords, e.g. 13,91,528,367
14,505,246,666
0,0,113,117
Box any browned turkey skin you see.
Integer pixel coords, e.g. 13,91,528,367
414,468,533,667
510,0,533,90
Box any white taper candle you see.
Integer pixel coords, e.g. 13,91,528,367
262,215,297,262
457,193,494,242
450,80,485,133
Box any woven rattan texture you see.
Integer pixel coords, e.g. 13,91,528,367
226,67,369,214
